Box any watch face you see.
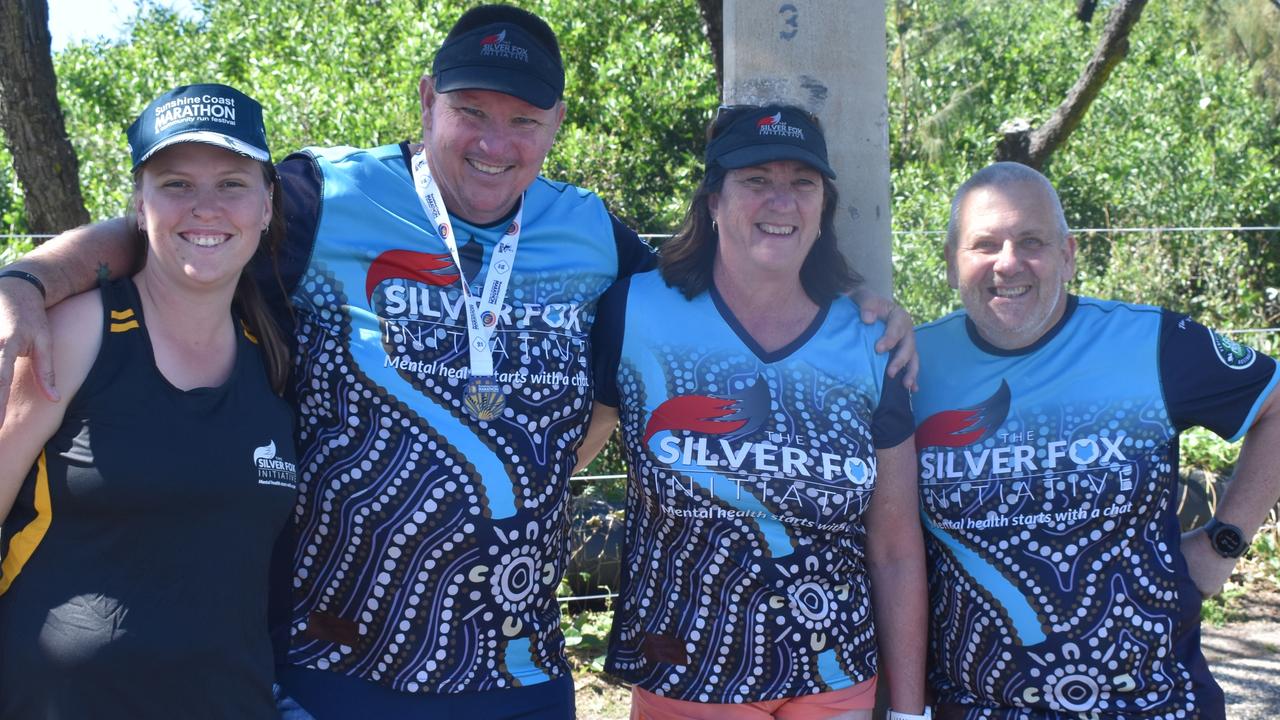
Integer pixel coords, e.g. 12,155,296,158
1211,525,1247,557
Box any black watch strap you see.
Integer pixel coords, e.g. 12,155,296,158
1203,518,1248,558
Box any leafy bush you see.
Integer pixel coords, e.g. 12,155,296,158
888,0,1280,331
40,0,714,235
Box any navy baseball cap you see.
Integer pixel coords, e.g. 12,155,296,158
431,5,565,110
705,105,836,180
127,83,270,170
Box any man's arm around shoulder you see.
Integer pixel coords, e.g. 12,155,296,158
0,218,136,417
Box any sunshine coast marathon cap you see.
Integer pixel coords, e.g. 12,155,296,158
431,5,565,110
127,83,270,170
705,104,836,180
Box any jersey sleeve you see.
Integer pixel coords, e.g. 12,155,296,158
249,152,320,305
872,363,914,448
266,152,323,296
243,153,322,353
611,214,657,279
590,276,632,408
1160,309,1280,441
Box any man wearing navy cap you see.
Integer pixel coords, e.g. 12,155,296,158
0,5,913,718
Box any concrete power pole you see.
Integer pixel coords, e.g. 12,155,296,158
722,1,893,295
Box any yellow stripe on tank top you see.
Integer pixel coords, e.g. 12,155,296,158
0,451,53,596
110,320,139,333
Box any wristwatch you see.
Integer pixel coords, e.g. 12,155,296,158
888,708,933,720
1203,518,1248,558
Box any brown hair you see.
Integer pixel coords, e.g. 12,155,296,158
659,105,858,302
129,161,292,394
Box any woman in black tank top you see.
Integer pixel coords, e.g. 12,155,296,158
0,84,297,719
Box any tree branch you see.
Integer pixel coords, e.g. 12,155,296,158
995,0,1149,169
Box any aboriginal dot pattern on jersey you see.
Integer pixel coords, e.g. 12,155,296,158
606,343,880,703
284,265,602,693
920,396,1204,719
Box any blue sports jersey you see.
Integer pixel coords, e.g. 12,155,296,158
279,143,653,694
593,270,913,703
912,296,1278,719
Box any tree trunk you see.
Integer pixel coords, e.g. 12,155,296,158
995,0,1149,169
696,0,723,99
0,0,89,236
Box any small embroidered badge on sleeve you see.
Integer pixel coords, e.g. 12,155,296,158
1209,328,1256,370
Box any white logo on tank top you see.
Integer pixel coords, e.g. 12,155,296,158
253,440,297,488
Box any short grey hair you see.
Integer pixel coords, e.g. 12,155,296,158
946,162,1070,247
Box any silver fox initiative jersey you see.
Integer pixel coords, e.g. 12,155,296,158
591,271,913,702
912,295,1278,719
272,142,653,693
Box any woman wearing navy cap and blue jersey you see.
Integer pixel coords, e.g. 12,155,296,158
0,84,296,718
578,105,930,720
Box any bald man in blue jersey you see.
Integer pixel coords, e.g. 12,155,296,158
912,162,1280,720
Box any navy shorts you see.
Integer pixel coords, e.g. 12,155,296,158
274,665,575,720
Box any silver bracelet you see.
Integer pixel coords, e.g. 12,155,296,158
887,708,932,720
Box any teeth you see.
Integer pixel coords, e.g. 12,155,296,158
994,286,1029,298
758,223,796,235
186,234,226,247
468,159,509,175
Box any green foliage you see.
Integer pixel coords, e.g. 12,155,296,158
560,606,611,668
1200,581,1248,625
0,145,28,238
6,0,1275,319
40,0,714,233
1180,427,1240,476
558,575,611,672
1200,0,1280,120
539,0,715,229
1250,530,1280,582
888,0,1280,329
0,235,34,266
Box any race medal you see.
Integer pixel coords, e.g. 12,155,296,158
463,377,506,421
409,149,522,417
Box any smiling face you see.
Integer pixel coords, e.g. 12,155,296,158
707,160,825,282
134,143,272,292
946,180,1076,350
419,77,565,225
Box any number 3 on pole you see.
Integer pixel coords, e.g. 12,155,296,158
779,3,799,40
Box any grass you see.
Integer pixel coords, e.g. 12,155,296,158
1202,582,1250,626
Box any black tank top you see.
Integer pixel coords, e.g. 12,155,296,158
0,278,297,719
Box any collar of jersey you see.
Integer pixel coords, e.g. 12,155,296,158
963,294,1080,357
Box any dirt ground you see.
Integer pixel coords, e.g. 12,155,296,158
573,587,1280,720
1199,586,1280,719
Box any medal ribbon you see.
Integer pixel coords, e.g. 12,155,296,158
409,148,522,377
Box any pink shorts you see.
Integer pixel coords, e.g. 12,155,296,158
630,676,878,720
